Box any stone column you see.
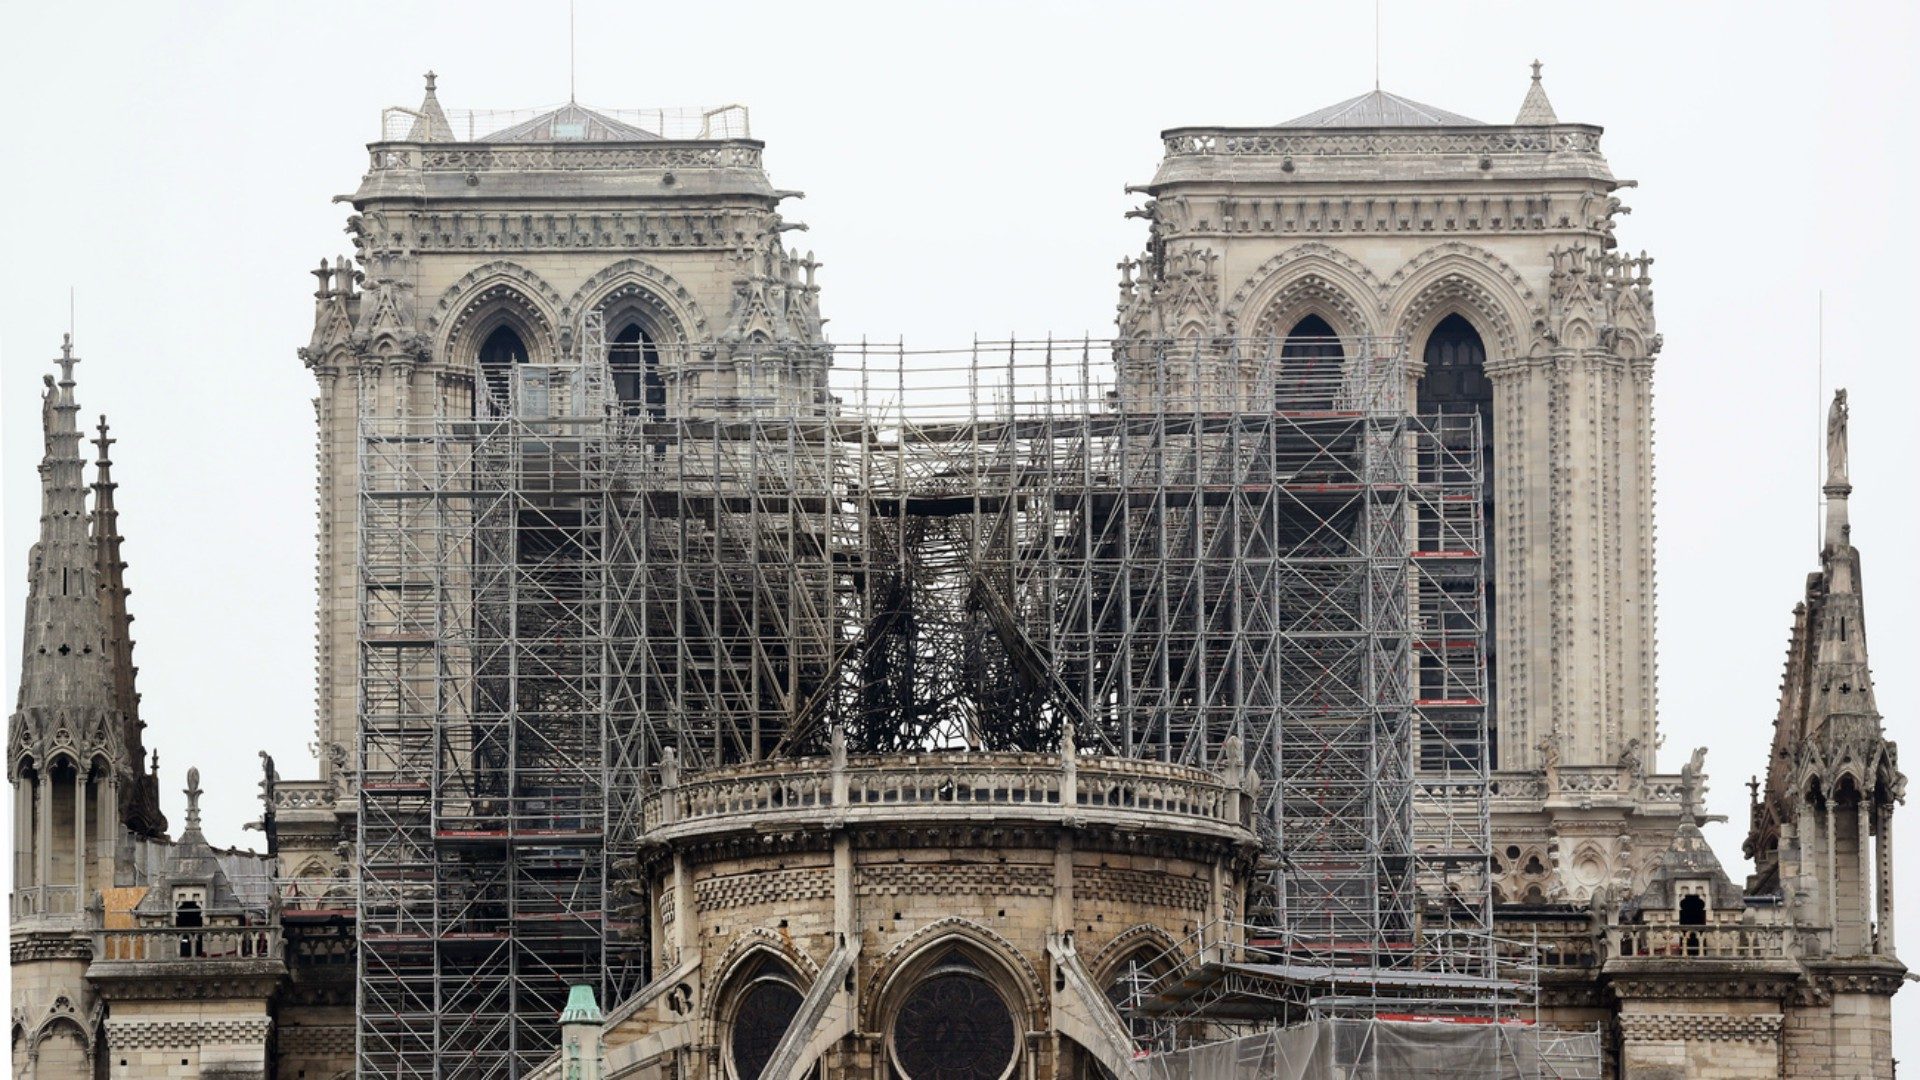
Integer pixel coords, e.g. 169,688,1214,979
74,765,87,897
1826,797,1838,936
14,778,30,890
1877,803,1895,955
1857,800,1872,952
38,772,52,901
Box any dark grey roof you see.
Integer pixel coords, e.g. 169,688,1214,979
1281,90,1485,128
480,103,661,143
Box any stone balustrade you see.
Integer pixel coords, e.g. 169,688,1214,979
1159,126,1605,161
272,779,334,812
1609,921,1794,962
94,925,283,963
641,751,1253,845
367,143,765,175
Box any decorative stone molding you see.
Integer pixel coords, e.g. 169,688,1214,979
696,867,835,910
103,1015,272,1051
1160,127,1605,163
1223,243,1383,338
1618,1011,1782,1043
1086,923,1185,983
563,257,709,343
855,863,1052,899
278,1024,354,1056
427,260,565,346
371,207,774,257
861,916,1045,1032
369,143,765,175
1385,249,1529,358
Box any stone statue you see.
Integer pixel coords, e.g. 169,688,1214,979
1826,388,1848,487
1680,746,1708,818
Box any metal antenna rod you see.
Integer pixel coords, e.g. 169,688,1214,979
1374,0,1382,91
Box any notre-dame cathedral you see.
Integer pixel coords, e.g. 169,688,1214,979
9,65,1903,1080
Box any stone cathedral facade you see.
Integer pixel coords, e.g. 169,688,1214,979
10,66,1905,1080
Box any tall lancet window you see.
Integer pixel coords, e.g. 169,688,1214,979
477,325,529,412
1279,314,1343,411
609,322,665,420
1417,314,1497,761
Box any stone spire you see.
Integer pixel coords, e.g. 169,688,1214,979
92,414,167,836
1515,59,1559,125
405,70,456,142
7,337,124,780
1807,388,1877,735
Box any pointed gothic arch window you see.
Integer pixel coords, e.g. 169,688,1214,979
1279,314,1343,411
889,949,1019,1080
477,324,528,410
609,321,665,420
1417,313,1497,765
725,955,804,1080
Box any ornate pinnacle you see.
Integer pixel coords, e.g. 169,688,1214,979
184,766,203,834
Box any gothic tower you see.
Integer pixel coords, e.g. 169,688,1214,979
1746,390,1904,1078
9,338,167,1076
1117,65,1675,904
302,74,826,814
299,74,829,1071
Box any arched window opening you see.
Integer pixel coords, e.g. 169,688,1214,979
1678,894,1707,926
1279,314,1343,412
1102,949,1164,1048
727,958,803,1080
477,324,529,411
609,321,666,420
890,950,1018,1080
1418,313,1497,765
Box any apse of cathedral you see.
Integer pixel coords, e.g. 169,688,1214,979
8,65,1904,1080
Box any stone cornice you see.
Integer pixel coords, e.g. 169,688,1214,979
1804,958,1907,998
1605,959,1801,1002
86,957,285,1002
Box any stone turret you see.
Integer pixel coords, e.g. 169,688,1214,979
1738,389,1905,1079
9,337,127,1075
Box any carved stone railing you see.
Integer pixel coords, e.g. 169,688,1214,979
10,885,79,919
367,142,764,175
1493,917,1601,973
93,925,283,963
273,779,335,812
641,751,1254,845
1159,126,1605,161
1609,921,1794,962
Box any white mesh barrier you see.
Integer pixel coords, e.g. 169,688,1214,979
1141,1018,1602,1080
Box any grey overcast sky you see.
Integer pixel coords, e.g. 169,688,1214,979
5,0,1917,1056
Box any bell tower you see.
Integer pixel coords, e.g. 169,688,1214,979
1119,65,1675,903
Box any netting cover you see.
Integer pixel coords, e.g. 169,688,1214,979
1141,1018,1602,1080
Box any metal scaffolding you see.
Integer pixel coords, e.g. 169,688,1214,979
354,329,1491,1075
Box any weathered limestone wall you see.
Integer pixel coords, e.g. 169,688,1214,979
1617,1000,1783,1080
101,999,272,1079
